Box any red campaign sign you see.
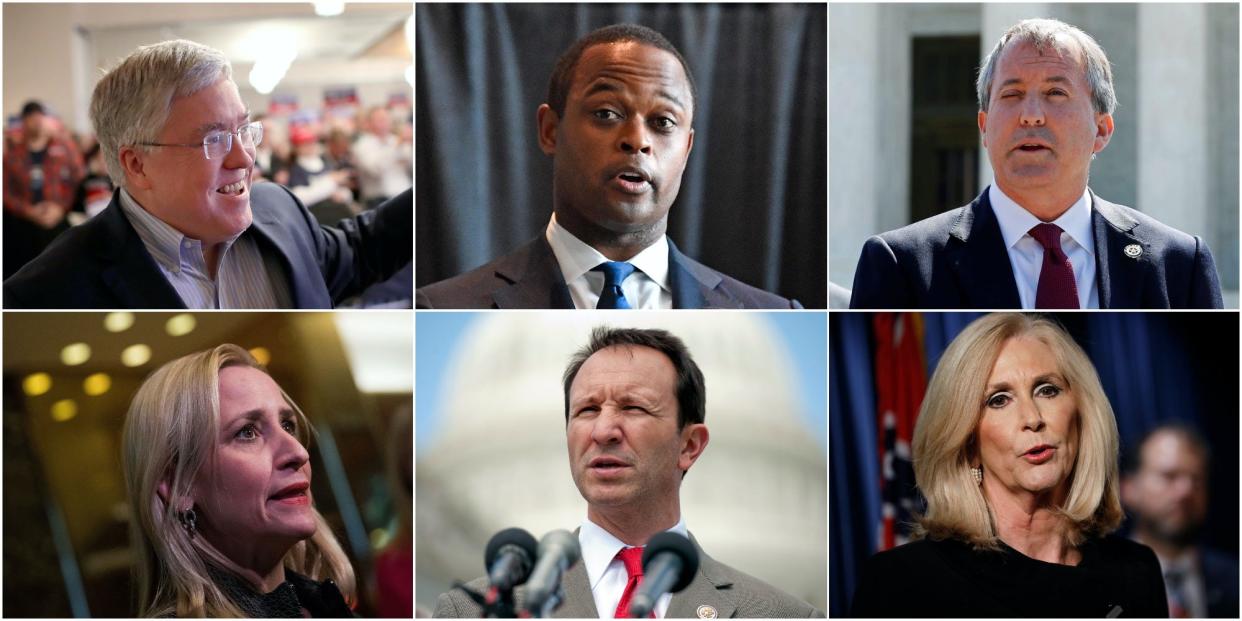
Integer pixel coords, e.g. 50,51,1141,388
387,91,410,107
268,94,299,115
323,87,359,109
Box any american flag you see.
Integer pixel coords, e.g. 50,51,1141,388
872,313,927,551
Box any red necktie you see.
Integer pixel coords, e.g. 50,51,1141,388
613,546,650,618
1029,223,1080,309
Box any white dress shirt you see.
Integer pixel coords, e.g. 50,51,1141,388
351,132,412,201
989,184,1099,309
579,517,689,619
545,215,672,309
118,189,291,309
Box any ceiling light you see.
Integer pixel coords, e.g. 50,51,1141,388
122,344,152,368
51,399,77,422
165,314,196,337
313,1,344,17
104,312,135,332
23,373,52,397
249,347,272,366
83,373,112,396
60,343,91,366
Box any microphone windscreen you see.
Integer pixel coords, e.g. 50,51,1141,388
485,527,538,568
641,532,700,592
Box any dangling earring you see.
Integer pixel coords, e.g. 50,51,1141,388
971,466,983,486
178,507,198,538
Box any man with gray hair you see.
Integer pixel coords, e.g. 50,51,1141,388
3,39,411,309
850,18,1223,309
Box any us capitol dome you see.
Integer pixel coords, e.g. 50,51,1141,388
416,312,826,611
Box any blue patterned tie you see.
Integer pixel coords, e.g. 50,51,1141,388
593,261,636,309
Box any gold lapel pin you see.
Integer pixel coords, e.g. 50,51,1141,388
696,605,718,619
1123,244,1142,259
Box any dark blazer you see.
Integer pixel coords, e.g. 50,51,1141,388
1200,547,1240,618
3,183,411,309
433,534,823,618
849,188,1224,309
416,236,802,309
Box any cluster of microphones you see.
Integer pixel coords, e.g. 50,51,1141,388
455,527,700,618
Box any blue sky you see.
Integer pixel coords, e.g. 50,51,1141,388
415,313,827,450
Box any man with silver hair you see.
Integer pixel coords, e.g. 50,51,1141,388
3,39,411,309
850,18,1223,309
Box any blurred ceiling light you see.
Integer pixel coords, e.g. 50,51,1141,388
246,29,299,95
104,312,135,333
60,343,91,366
83,373,112,397
165,314,197,337
51,399,78,422
333,314,412,393
250,347,272,366
23,372,52,397
314,1,345,17
122,344,152,368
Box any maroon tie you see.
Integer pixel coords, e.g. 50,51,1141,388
1028,223,1080,309
613,546,650,618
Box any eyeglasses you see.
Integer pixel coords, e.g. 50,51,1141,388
138,121,264,160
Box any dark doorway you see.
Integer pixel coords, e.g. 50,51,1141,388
910,36,982,222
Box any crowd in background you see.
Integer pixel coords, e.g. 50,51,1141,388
3,99,413,278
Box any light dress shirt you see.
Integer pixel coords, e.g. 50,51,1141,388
579,516,689,618
990,184,1099,309
118,188,291,309
545,214,672,309
1156,549,1208,618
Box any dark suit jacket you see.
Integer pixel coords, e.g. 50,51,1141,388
416,236,802,309
433,534,823,618
1200,547,1240,618
849,188,1224,309
3,183,411,309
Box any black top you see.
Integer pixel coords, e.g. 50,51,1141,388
851,535,1168,618
211,567,354,618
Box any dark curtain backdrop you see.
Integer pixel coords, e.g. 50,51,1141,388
415,3,827,308
829,312,1240,617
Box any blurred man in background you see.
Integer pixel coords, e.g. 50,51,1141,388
352,105,411,208
3,100,84,277
1122,424,1239,617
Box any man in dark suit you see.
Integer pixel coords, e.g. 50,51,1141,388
1122,424,1239,618
434,327,821,618
850,18,1223,309
3,39,410,309
416,24,799,309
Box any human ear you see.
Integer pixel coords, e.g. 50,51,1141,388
1093,113,1114,154
536,104,559,156
120,146,154,191
678,423,710,473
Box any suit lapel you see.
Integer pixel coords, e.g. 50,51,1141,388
668,535,737,619
948,190,1022,308
551,562,599,618
1090,193,1145,309
248,203,321,307
491,237,574,309
668,240,743,309
95,193,186,308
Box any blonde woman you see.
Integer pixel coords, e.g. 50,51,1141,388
123,344,355,617
852,314,1166,617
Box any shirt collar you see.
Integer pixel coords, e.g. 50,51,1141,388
989,184,1094,255
579,516,689,591
545,214,670,291
119,188,243,273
